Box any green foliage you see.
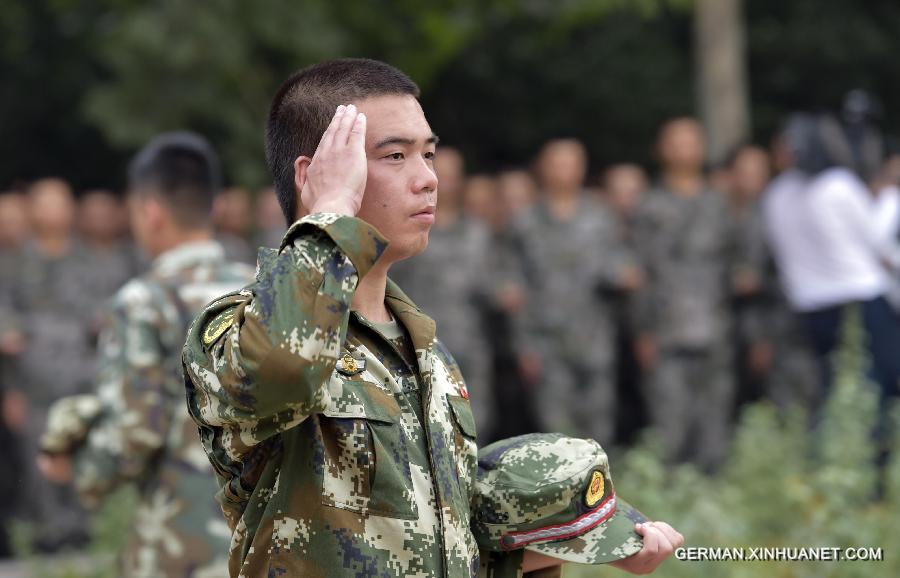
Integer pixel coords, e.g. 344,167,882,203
6,0,900,189
80,0,490,187
567,305,898,578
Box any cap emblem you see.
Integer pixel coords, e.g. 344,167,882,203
585,471,605,507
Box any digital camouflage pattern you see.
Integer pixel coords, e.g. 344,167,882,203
42,240,254,578
511,197,635,443
631,186,741,467
389,215,494,433
183,213,483,577
473,433,645,566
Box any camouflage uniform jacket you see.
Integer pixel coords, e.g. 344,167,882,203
631,187,741,350
511,197,634,365
55,240,254,577
183,213,482,577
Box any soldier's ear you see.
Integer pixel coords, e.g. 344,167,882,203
143,195,168,231
293,155,312,215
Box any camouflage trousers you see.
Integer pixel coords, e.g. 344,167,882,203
535,355,616,446
643,346,735,469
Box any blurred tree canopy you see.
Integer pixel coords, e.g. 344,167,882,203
2,0,900,191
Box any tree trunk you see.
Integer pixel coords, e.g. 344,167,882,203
694,0,750,166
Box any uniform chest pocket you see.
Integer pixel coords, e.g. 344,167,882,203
446,394,478,503
320,379,418,520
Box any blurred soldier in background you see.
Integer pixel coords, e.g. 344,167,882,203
0,190,30,557
633,118,745,469
213,186,256,264
497,168,538,220
0,178,94,550
37,132,254,577
391,146,496,434
463,174,537,441
78,189,143,333
253,186,286,250
602,164,650,446
514,139,642,445
0,191,30,260
724,146,774,409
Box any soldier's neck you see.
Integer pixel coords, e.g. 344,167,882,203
352,261,391,323
663,170,705,197
149,228,214,259
35,233,72,258
546,191,581,220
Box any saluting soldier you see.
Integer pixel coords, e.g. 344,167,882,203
182,58,681,578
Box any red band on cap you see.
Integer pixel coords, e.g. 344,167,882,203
499,493,618,550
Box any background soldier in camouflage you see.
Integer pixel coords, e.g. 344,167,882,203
602,164,651,446
78,189,143,319
182,59,680,578
513,139,643,445
632,118,752,469
0,178,95,549
37,132,254,577
390,146,496,435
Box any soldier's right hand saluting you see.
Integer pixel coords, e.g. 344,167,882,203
295,104,368,218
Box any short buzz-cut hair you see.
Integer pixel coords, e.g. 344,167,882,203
266,58,420,225
128,131,222,228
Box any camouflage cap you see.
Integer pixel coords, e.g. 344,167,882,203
473,433,647,565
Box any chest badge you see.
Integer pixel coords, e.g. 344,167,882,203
336,351,366,376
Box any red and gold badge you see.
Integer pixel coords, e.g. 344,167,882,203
585,471,605,507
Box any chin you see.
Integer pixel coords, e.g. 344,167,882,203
393,231,429,262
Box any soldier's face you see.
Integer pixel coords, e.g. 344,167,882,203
354,94,438,263
28,180,75,236
538,140,587,193
658,120,706,171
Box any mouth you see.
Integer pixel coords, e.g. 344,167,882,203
411,206,436,223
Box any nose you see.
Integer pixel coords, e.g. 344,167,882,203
411,155,438,195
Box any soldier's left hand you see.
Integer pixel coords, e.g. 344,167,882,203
37,452,73,484
609,521,684,575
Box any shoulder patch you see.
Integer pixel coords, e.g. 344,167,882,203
203,307,236,346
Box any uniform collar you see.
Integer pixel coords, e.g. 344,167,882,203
152,240,226,276
384,277,436,352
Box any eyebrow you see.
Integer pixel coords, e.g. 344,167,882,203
374,133,440,149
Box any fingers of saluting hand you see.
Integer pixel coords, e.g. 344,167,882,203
334,104,362,146
348,111,367,147
317,104,346,153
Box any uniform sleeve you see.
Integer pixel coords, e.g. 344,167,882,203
733,209,771,344
183,213,388,477
589,210,638,291
71,290,173,504
505,219,546,357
